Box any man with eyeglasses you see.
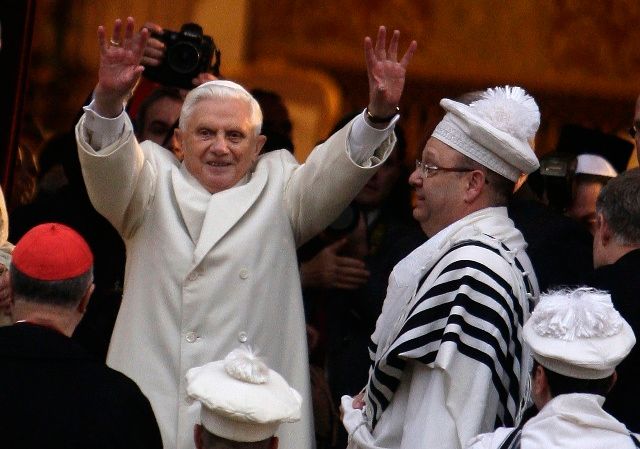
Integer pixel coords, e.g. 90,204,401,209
342,86,541,449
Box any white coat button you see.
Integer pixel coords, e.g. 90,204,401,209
188,272,199,282
239,269,249,280
238,331,248,343
186,332,197,343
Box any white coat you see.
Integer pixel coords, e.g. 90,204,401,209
76,110,394,449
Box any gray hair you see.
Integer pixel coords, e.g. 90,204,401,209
180,81,263,137
456,152,515,206
10,266,94,308
596,168,640,245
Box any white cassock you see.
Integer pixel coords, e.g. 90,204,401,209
76,105,397,449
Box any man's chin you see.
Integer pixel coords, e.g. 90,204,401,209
200,175,235,194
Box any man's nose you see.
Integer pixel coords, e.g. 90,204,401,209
408,167,422,186
210,134,228,153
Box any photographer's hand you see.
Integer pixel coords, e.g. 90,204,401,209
364,26,417,124
94,17,149,118
140,21,165,67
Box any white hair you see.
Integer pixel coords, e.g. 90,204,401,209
180,80,263,137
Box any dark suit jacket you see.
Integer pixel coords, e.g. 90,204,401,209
509,198,593,292
0,323,163,449
586,249,640,432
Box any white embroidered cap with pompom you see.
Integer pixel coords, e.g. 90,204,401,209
470,86,540,143
530,287,623,341
224,346,270,384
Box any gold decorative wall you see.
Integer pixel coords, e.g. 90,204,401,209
24,0,639,160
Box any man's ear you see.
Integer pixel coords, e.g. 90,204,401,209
174,128,184,149
77,283,95,314
463,170,486,203
254,135,267,159
597,213,613,246
532,364,552,409
532,364,545,395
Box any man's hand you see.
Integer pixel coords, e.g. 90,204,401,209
352,390,366,410
140,22,164,67
300,239,370,290
364,26,417,120
94,17,149,117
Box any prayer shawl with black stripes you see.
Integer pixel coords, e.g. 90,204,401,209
342,207,538,449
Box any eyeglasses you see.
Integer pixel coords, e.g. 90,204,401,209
629,122,640,138
415,160,474,178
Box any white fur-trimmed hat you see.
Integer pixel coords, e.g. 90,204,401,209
186,347,302,443
432,86,540,181
523,287,635,380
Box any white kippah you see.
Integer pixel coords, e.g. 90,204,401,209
575,154,618,177
432,86,540,181
186,346,302,443
523,287,635,379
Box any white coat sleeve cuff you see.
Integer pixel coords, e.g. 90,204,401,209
347,109,399,167
81,100,128,151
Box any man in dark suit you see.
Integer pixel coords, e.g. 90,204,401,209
587,168,640,432
0,223,163,449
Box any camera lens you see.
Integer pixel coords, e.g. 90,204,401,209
167,42,200,74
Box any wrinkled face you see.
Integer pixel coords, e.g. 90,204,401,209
409,137,468,237
635,96,640,165
176,97,265,194
140,96,183,159
355,151,402,209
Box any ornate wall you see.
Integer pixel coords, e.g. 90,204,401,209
247,0,639,158
25,0,639,160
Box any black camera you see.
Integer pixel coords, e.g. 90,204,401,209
143,23,221,89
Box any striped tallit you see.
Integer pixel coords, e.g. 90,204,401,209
365,212,536,432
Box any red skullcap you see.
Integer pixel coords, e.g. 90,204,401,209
12,223,93,281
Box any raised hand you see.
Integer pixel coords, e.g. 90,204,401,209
94,17,149,117
364,26,417,120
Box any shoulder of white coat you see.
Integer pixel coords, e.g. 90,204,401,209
140,140,179,168
254,149,300,181
256,148,298,166
465,427,515,449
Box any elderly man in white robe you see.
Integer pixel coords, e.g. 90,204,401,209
75,16,416,449
342,87,541,449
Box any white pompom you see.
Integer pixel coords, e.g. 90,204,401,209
224,346,270,384
471,86,540,141
531,287,623,341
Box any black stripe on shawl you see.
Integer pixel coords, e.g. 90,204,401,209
367,238,528,428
